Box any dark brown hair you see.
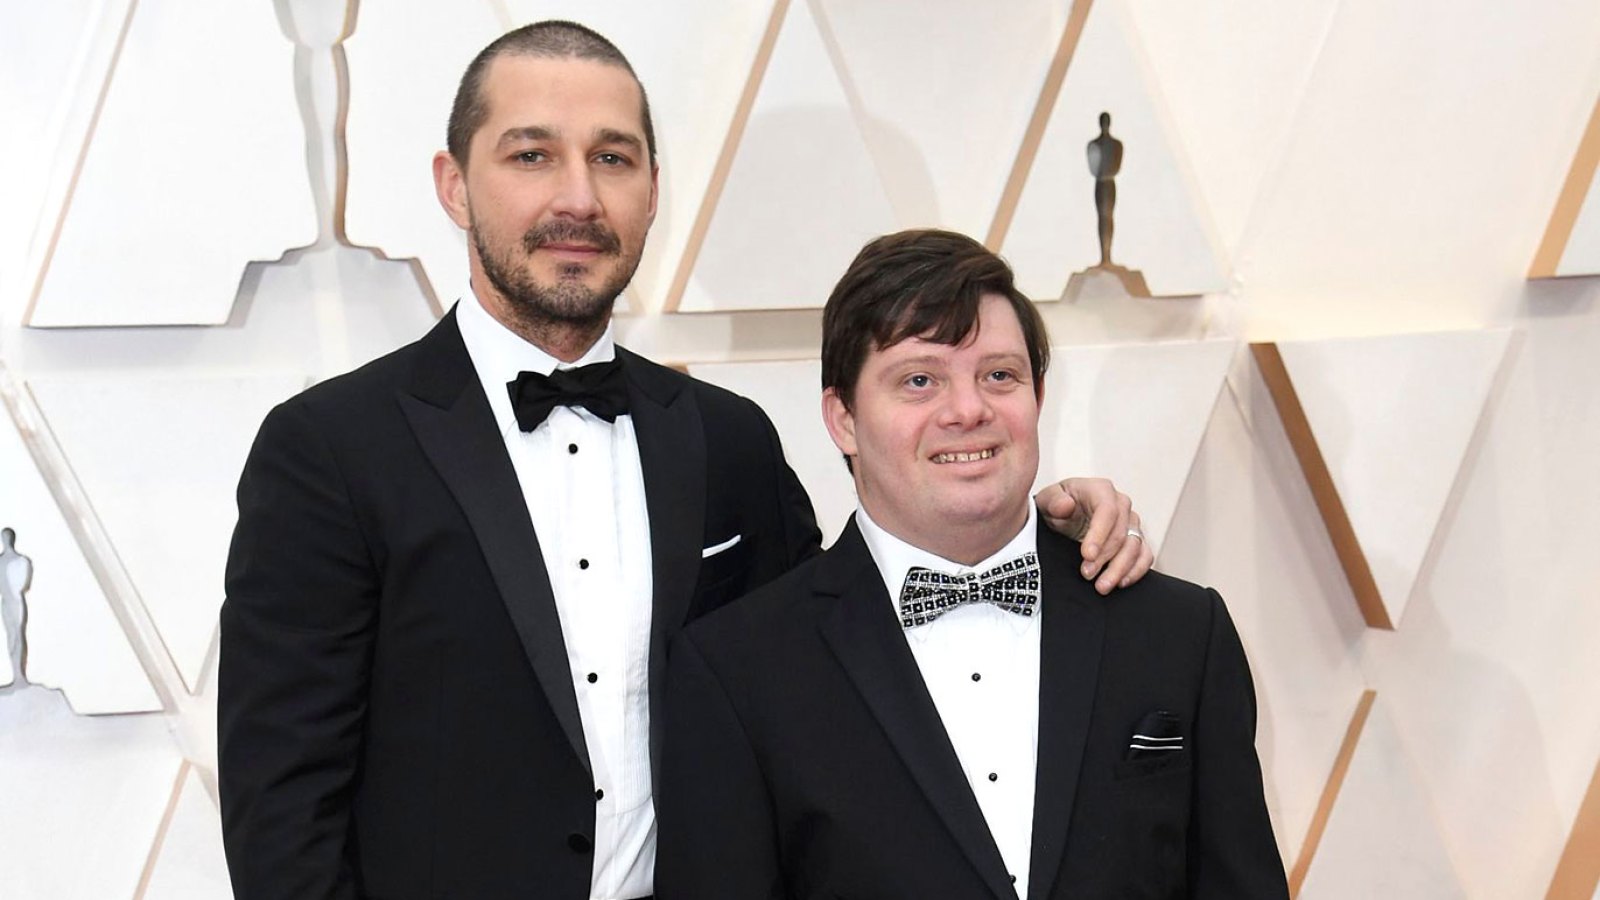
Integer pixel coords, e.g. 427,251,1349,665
446,20,657,169
821,229,1050,409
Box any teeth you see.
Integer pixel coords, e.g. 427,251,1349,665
934,449,994,464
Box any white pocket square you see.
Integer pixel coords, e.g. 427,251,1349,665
701,534,743,558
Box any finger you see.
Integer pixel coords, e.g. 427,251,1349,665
1079,491,1132,579
1096,514,1147,593
1035,482,1090,550
1058,477,1113,559
1033,481,1079,524
1121,536,1155,589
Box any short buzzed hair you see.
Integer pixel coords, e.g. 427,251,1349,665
446,20,658,169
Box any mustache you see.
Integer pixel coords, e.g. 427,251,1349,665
521,221,622,255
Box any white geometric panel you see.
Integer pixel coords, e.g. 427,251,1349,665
1003,0,1226,300
0,0,128,327
0,696,181,900
1296,695,1469,899
342,1,493,306
142,764,233,899
814,0,1068,234
1158,356,1371,865
344,0,774,311
1275,329,1512,628
1556,125,1600,276
677,0,898,313
28,372,307,693
1036,339,1237,553
27,0,316,327
1120,0,1340,256
686,359,856,543
0,380,159,713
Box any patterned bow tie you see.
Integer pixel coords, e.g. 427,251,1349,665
507,359,630,431
897,552,1041,629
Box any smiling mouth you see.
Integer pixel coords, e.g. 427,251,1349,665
932,449,995,464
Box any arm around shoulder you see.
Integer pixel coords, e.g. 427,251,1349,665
218,399,378,900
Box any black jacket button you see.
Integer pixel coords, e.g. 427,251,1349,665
568,832,593,854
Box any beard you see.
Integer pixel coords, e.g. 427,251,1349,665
472,216,640,332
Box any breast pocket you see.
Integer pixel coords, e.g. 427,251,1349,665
1108,750,1192,878
1113,752,1192,782
689,532,752,619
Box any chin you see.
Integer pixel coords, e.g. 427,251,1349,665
938,497,1024,528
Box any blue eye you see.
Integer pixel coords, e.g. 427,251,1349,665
906,374,933,388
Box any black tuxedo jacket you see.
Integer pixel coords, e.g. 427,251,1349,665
218,310,821,900
656,520,1287,900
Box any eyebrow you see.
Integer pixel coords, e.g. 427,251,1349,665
884,354,949,370
496,125,558,148
884,350,1029,369
494,125,644,154
594,128,645,153
978,351,1030,368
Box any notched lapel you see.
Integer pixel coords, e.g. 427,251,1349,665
1027,529,1106,900
398,314,590,774
818,524,1019,900
622,349,708,781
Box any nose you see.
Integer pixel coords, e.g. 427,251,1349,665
939,377,994,429
551,157,601,219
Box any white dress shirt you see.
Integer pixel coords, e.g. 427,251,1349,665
456,291,656,900
857,505,1042,900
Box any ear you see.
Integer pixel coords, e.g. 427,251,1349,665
821,387,858,458
433,151,472,230
647,161,661,226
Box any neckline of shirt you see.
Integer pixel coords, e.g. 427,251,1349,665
856,503,1040,636
454,284,620,439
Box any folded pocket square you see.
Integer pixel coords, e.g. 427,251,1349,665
701,534,743,558
1127,709,1185,760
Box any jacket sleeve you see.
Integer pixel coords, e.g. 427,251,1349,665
218,399,377,900
655,628,787,900
752,396,822,569
1188,588,1291,899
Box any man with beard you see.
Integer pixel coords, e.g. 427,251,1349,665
218,21,1154,900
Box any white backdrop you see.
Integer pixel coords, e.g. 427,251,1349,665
3,0,1599,897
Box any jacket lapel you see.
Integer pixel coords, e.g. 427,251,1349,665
397,311,590,773
818,522,1018,900
619,349,707,781
1026,527,1105,900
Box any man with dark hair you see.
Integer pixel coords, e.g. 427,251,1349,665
657,229,1288,900
820,229,1051,421
220,21,1154,900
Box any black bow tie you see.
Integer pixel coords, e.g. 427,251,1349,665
897,552,1041,629
507,360,629,431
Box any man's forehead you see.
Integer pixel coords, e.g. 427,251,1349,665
481,53,641,104
874,309,1025,358
475,54,646,139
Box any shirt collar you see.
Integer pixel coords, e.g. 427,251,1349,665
857,503,1039,636
454,282,618,438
